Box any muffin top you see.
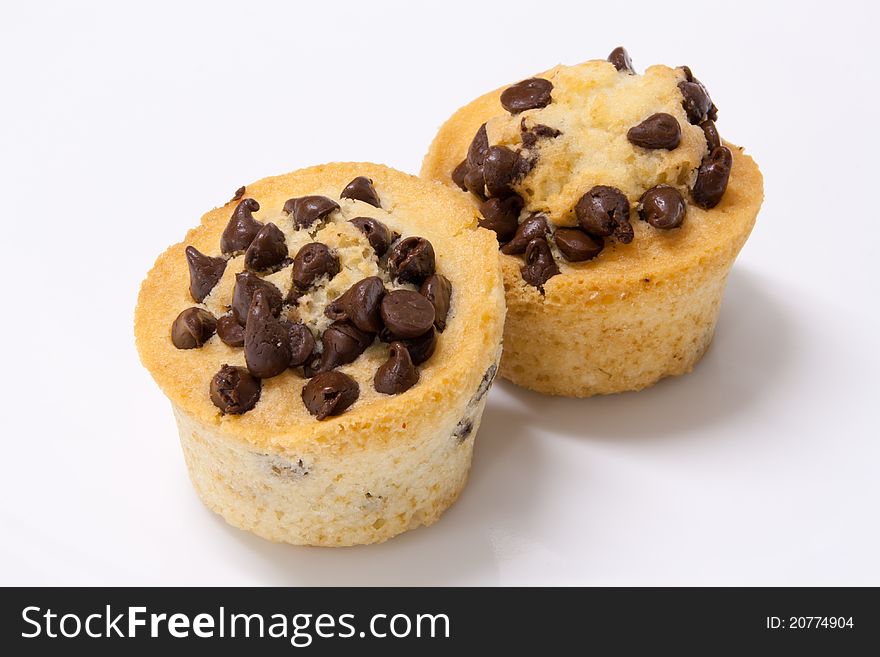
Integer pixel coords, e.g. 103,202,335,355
423,48,760,295
135,163,504,451
483,59,710,223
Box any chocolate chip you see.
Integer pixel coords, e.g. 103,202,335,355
453,418,474,442
291,242,340,290
608,46,634,73
461,134,489,196
313,321,374,374
451,160,469,191
678,67,717,124
692,146,733,209
575,186,633,244
374,342,420,395
380,326,437,365
482,145,521,197
463,167,487,198
171,307,217,349
185,246,227,303
627,113,681,150
283,195,340,230
467,124,489,169
341,176,381,207
700,120,721,151
210,364,261,415
302,371,359,420
500,214,549,255
679,81,711,124
680,66,719,122
521,238,559,288
349,217,398,256
288,322,317,367
638,186,687,229
554,228,604,261
244,289,291,379
231,272,283,324
220,198,263,254
325,276,386,333
500,78,553,114
404,328,436,365
380,289,435,339
521,119,561,148
231,186,245,202
479,196,522,243
387,236,435,284
419,274,452,332
216,314,245,347
244,222,288,272
475,363,497,402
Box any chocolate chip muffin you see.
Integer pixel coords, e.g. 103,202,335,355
135,163,504,546
421,49,763,396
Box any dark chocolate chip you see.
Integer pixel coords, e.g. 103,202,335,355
282,195,340,230
374,342,420,395
302,371,359,420
463,166,487,198
475,363,498,402
575,185,633,244
451,160,469,191
380,326,437,365
313,321,374,373
244,289,291,379
220,198,263,254
680,66,718,121
171,307,217,349
500,214,549,255
521,119,561,148
678,67,717,125
479,196,523,243
707,103,718,122
349,217,398,256
244,222,288,272
340,176,381,207
325,276,386,333
419,274,452,332
231,186,245,202
380,289,435,339
387,236,435,284
638,185,687,229
482,145,521,197
500,78,553,114
692,146,733,209
288,322,317,368
231,272,283,324
453,418,474,442
608,46,634,74
700,120,721,151
291,242,340,290
210,364,261,415
467,124,489,169
216,314,245,347
185,246,227,303
554,228,604,261
627,113,682,150
679,80,711,124
521,238,559,288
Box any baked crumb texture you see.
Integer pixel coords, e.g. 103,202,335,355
135,163,505,545
421,53,763,396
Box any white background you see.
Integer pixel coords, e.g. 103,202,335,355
2,0,878,586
